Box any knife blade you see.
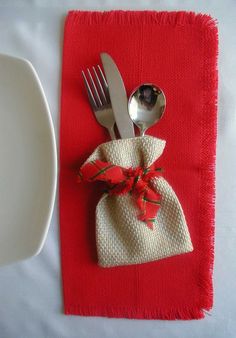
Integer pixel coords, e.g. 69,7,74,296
100,53,135,139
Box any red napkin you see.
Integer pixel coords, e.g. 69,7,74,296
60,11,218,319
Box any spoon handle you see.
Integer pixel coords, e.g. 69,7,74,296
140,127,146,137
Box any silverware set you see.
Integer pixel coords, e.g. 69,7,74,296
82,53,166,140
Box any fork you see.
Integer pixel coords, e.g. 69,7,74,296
82,65,116,140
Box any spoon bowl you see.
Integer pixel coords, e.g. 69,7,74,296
128,83,166,136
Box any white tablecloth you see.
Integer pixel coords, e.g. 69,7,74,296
0,1,235,337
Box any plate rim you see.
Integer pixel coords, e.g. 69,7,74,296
0,53,58,264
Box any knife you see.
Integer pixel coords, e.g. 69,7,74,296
100,53,135,139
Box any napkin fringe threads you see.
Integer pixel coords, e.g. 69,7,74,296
68,10,217,30
198,13,218,315
62,10,218,320
65,305,210,320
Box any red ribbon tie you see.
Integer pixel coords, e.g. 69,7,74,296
78,160,162,229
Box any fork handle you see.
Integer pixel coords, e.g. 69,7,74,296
108,126,116,140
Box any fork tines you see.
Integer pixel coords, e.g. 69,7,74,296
82,65,110,111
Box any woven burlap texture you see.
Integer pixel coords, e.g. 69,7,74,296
84,136,193,267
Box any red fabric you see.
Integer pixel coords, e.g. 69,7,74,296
60,11,218,319
78,160,162,228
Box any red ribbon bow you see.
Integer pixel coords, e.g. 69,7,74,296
78,160,162,229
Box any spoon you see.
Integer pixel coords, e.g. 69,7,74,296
128,83,166,136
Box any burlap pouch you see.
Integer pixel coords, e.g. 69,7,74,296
79,136,193,267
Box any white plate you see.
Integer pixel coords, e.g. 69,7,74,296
0,54,57,266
